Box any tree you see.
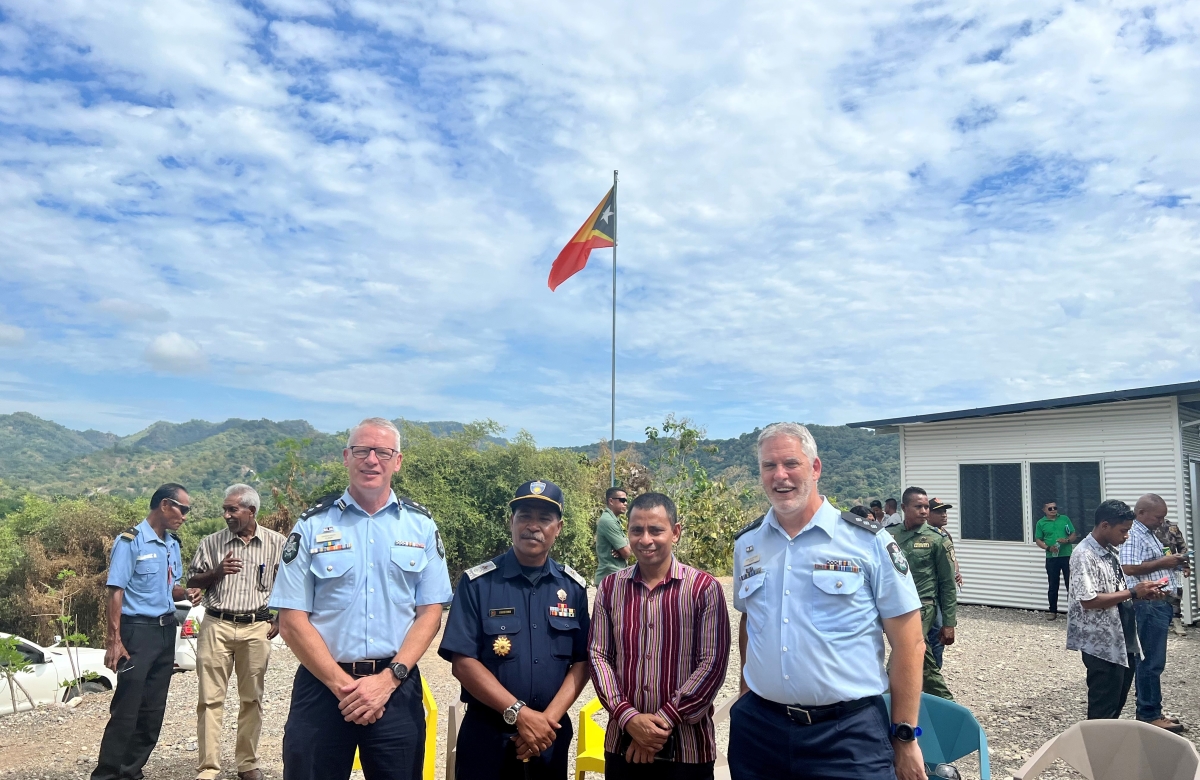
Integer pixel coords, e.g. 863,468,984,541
645,416,764,575
0,636,35,712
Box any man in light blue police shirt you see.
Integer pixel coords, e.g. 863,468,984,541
729,423,928,780
92,482,201,780
271,418,453,780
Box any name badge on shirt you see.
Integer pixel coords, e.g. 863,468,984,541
743,554,761,566
136,553,157,561
314,529,342,543
489,608,516,617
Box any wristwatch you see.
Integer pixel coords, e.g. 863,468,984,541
890,722,922,742
388,662,409,682
503,700,525,726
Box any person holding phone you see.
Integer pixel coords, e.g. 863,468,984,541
589,492,730,779
1119,494,1187,732
1067,499,1168,721
92,483,201,780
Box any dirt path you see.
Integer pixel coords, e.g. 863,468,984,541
3,581,1198,779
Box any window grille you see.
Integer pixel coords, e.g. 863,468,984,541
960,463,1024,541
1030,462,1102,535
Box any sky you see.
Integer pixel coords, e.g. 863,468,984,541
0,0,1198,445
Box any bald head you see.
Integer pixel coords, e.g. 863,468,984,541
1134,493,1168,530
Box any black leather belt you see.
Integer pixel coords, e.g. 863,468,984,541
207,608,271,624
337,658,398,678
125,613,178,627
752,692,878,726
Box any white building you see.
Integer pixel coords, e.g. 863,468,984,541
849,381,1200,623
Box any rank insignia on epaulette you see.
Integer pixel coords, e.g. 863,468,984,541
562,564,586,589
119,527,138,541
466,560,497,580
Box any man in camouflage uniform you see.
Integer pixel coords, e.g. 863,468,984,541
888,487,956,700
1154,520,1190,636
925,498,962,669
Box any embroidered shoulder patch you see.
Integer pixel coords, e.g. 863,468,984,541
282,533,301,564
886,541,909,575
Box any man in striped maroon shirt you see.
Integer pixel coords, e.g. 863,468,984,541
588,492,731,780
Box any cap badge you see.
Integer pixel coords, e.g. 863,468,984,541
530,481,546,495
493,635,512,657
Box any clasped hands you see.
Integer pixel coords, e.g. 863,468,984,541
623,713,671,764
511,707,562,760
334,672,399,725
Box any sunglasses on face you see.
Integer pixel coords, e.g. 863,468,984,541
164,497,191,516
613,497,628,503
1046,507,1058,513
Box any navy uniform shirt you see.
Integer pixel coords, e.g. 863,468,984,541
438,548,590,715
734,498,921,706
269,490,453,663
107,519,183,618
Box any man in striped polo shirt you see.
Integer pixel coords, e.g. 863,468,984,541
589,492,731,779
187,484,286,780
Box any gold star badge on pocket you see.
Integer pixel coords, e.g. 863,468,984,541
493,635,511,657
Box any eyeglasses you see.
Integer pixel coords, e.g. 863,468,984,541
163,498,191,516
349,446,399,461
1046,507,1058,512
613,497,628,503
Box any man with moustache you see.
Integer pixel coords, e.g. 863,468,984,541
187,484,286,780
729,423,927,780
589,492,731,779
271,418,453,780
439,480,591,779
92,483,201,780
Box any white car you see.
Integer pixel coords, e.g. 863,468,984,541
0,632,118,716
174,600,204,672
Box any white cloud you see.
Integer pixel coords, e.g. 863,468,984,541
0,0,1198,442
145,332,207,374
0,324,25,345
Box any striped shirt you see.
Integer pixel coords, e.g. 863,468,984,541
1120,520,1180,595
189,525,287,613
588,557,731,764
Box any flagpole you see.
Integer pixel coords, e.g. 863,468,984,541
610,169,618,488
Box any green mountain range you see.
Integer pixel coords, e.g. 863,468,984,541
0,413,899,503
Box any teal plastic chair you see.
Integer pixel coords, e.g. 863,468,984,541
883,693,991,779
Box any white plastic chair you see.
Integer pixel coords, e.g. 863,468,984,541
711,692,743,780
446,703,465,780
1014,720,1200,780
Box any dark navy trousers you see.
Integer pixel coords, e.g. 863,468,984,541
728,692,896,780
454,707,573,780
283,664,424,780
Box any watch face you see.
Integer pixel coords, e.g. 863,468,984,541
390,663,408,680
892,723,915,741
503,706,518,725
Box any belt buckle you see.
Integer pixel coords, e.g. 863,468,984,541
786,706,812,725
158,615,169,627
352,661,374,677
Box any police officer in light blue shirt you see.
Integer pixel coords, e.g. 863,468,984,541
92,483,199,780
729,423,928,780
272,418,453,780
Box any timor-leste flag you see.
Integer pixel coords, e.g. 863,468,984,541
547,187,615,291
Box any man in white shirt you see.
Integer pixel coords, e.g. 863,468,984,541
883,498,903,528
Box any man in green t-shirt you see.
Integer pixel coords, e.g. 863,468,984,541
594,487,631,584
1035,499,1078,620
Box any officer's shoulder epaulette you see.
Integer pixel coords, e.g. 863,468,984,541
932,526,950,538
840,510,885,534
399,496,432,518
118,527,138,541
733,514,765,540
561,563,587,589
299,492,346,521
465,560,497,580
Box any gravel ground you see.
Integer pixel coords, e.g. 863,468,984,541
2,580,1197,780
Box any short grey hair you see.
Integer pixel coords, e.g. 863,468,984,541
224,483,261,513
756,422,818,463
347,417,402,450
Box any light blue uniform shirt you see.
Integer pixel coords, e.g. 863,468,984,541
107,519,183,618
269,490,454,663
734,498,921,706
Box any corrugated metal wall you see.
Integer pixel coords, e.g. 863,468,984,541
900,398,1181,611
1179,405,1200,623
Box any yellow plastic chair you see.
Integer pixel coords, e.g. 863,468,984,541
575,697,607,779
353,676,438,779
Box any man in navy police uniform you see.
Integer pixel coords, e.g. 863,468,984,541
439,480,591,780
270,418,453,780
729,423,928,780
92,483,201,780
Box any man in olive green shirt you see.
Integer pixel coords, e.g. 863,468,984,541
888,487,957,700
594,487,631,584
1035,499,1078,620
